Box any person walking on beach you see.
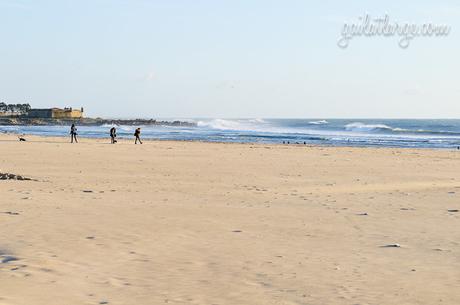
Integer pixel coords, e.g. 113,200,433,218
110,127,117,144
70,123,78,143
134,127,142,144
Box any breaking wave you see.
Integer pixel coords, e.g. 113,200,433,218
197,119,255,131
308,120,329,125
3,118,460,148
344,122,460,136
345,122,396,132
197,119,277,132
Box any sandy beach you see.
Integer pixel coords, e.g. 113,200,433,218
1,134,460,305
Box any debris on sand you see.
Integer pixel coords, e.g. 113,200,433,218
381,244,401,248
1,255,19,264
433,248,450,252
0,173,32,181
2,211,20,215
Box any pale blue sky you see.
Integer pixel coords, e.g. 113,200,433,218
0,0,459,118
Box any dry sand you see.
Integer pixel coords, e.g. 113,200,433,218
1,134,460,305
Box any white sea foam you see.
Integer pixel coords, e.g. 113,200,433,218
345,122,395,132
249,118,266,123
197,119,247,130
1,119,460,148
308,120,329,125
195,119,345,138
101,123,119,128
198,119,275,132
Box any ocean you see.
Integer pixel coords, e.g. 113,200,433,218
2,119,460,149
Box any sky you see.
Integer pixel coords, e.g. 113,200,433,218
0,0,459,119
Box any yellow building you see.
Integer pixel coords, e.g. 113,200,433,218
52,107,84,119
28,107,84,119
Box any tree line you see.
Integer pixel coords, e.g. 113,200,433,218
0,103,31,113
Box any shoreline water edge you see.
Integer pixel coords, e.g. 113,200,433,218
2,118,460,149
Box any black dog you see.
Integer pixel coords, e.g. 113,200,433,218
18,137,26,142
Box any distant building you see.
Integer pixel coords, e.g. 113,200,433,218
0,103,84,119
27,107,84,119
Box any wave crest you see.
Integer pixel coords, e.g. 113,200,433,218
308,120,328,125
197,119,269,131
345,122,395,132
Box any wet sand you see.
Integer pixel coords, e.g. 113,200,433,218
1,134,460,305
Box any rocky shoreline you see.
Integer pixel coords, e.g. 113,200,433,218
0,117,196,127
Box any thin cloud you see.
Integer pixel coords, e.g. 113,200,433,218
0,0,32,10
416,3,460,18
145,72,155,81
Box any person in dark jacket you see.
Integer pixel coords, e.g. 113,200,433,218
134,128,142,144
110,127,117,144
70,124,78,143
